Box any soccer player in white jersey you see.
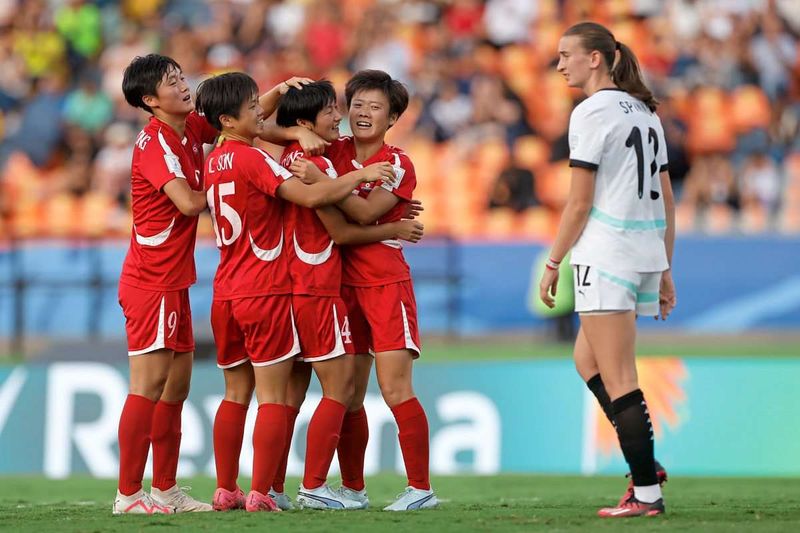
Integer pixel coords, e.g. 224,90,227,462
539,22,677,518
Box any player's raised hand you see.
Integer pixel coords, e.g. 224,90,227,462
296,128,329,156
290,158,327,184
402,199,424,219
279,77,314,95
656,269,677,320
395,220,424,243
358,162,395,183
539,267,559,309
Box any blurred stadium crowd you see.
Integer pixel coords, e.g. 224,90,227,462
0,0,798,239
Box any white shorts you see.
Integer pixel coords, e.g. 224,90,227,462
572,265,661,317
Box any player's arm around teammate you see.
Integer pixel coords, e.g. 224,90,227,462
114,55,221,515
194,72,388,512
321,70,437,511
538,23,677,518
264,82,425,509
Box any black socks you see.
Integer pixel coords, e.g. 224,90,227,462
586,373,615,424
611,388,658,486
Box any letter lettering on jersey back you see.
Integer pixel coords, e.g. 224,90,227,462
135,131,151,151
217,153,235,172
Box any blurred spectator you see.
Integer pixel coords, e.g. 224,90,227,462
353,8,412,83
54,0,103,72
98,23,151,104
658,99,690,193
426,80,473,142
682,154,740,212
303,2,349,72
93,122,134,207
63,74,113,135
444,0,484,42
470,75,532,145
749,14,797,100
1,73,66,169
0,28,27,111
483,0,537,47
740,153,782,213
12,3,67,79
489,162,538,212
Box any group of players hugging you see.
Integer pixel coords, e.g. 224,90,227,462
113,53,436,514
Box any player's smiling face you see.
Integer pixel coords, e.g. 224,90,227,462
557,35,594,89
311,100,342,142
152,66,194,115
226,94,264,140
349,89,395,143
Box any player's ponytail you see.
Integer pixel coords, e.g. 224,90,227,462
612,41,658,112
564,22,658,112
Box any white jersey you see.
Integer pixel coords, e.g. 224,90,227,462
568,88,669,273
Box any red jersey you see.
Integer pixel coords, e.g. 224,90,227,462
280,142,342,297
120,112,217,291
205,139,293,300
327,137,415,287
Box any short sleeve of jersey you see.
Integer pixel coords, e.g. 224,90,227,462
138,130,186,191
653,118,669,173
250,147,293,197
568,104,607,171
186,111,219,145
310,155,338,178
380,152,415,201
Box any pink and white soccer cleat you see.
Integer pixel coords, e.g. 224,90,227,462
212,486,246,511
245,490,281,512
113,489,175,515
598,495,665,518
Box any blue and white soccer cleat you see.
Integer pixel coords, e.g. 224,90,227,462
336,485,369,509
268,489,295,510
296,484,363,510
383,487,438,511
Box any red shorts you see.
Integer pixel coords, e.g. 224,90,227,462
211,295,300,368
341,280,421,358
293,295,354,362
118,283,194,356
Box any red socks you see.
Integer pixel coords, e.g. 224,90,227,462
272,405,300,493
391,397,430,490
251,403,287,494
213,400,248,491
117,394,157,495
337,406,369,491
150,400,183,491
303,398,346,489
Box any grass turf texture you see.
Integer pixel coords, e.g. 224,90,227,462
2,475,798,532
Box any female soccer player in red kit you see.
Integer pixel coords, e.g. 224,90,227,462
194,72,394,512
267,80,424,510
289,70,438,511
116,54,319,515
115,54,217,515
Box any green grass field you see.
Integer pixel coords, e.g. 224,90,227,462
2,474,799,532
